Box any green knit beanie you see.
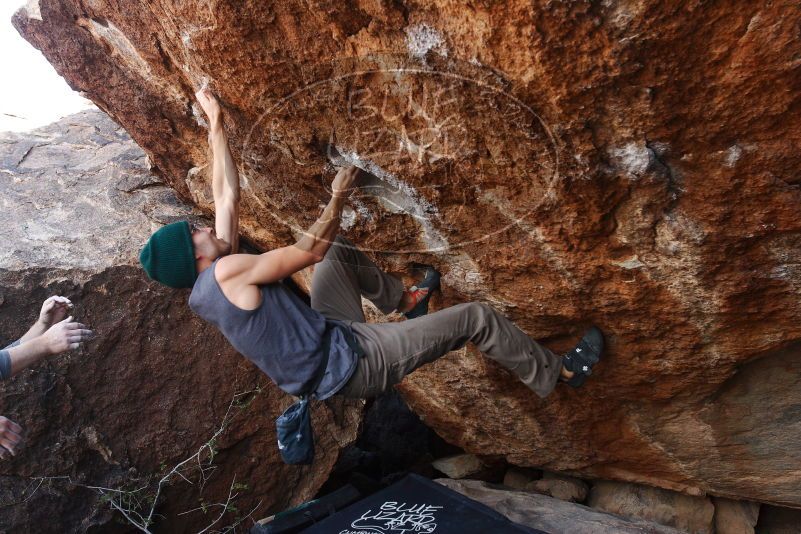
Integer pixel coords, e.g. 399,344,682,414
139,221,198,288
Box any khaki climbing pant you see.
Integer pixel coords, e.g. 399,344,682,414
310,236,562,399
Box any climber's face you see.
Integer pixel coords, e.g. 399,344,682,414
191,225,231,261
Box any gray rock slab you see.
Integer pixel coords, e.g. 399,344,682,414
0,109,198,274
436,478,685,534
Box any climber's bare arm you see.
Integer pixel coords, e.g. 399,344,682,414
18,296,73,343
7,318,92,376
196,88,240,254
294,166,360,259
214,166,361,309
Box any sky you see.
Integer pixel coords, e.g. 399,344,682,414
0,2,93,132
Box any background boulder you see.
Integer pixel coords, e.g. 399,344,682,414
0,110,362,532
588,480,715,534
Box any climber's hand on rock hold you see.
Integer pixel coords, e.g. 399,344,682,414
41,316,93,355
0,416,22,458
38,295,73,329
195,87,222,126
332,166,361,199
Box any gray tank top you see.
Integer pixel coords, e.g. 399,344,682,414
188,259,358,399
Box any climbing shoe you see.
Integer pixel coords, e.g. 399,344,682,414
561,326,604,388
403,267,441,319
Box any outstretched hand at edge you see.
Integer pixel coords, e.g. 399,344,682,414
0,417,22,459
41,316,93,355
38,295,73,329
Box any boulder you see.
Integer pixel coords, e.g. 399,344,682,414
588,480,715,534
431,453,484,479
713,497,760,534
503,467,539,491
437,478,684,534
13,0,801,506
526,471,589,503
0,110,363,532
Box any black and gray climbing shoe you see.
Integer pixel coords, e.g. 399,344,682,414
403,267,441,319
562,326,604,388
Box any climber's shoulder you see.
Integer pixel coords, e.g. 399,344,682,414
214,253,256,284
215,247,316,288
212,253,263,310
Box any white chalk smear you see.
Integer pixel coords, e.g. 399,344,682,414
22,0,43,21
191,103,208,128
724,144,742,167
445,263,484,293
350,198,373,221
329,146,448,251
649,141,670,157
405,24,448,61
340,206,357,230
331,146,439,219
610,142,652,178
613,256,645,270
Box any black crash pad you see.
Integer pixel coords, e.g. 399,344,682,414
301,474,545,534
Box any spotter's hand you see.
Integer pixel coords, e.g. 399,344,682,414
42,316,93,355
332,166,361,199
38,296,73,329
0,417,22,459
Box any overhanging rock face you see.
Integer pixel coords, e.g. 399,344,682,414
0,111,362,532
14,0,801,506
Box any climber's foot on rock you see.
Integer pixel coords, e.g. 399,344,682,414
399,267,441,319
398,286,429,314
560,326,604,388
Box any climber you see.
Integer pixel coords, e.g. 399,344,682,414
139,88,604,402
0,296,93,458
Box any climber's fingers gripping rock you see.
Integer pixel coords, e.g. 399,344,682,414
195,87,222,125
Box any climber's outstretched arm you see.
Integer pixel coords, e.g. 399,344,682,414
214,166,361,305
196,88,240,254
5,318,91,376
1,295,93,380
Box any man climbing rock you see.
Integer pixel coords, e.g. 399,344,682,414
1,296,93,458
139,89,604,402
